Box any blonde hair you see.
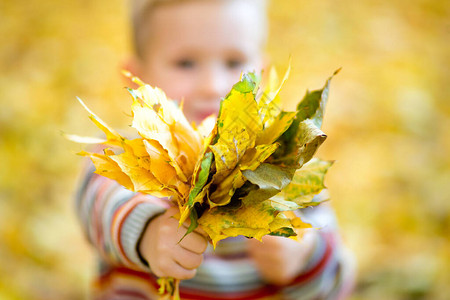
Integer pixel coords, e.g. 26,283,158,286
129,0,268,58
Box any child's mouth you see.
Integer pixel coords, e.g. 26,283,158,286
196,110,217,121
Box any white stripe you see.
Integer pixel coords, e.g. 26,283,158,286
182,258,262,292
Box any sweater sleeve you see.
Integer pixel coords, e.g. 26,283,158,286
280,203,356,299
75,162,171,271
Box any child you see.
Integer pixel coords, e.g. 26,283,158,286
76,0,355,299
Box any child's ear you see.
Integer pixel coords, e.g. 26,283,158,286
121,56,142,88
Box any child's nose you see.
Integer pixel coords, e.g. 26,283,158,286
197,65,232,101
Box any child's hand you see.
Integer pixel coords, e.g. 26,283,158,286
248,230,318,285
139,207,208,280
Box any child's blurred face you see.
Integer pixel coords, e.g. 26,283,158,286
134,0,266,123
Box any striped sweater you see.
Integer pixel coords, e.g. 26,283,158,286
76,164,355,300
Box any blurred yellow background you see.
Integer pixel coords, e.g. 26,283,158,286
0,0,449,299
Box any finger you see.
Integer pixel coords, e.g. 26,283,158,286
173,248,204,270
165,206,181,218
179,219,208,239
193,225,208,238
179,231,208,254
165,261,197,280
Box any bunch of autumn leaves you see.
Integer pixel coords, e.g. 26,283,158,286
69,66,336,248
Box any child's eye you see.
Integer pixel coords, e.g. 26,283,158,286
226,59,244,69
175,59,195,69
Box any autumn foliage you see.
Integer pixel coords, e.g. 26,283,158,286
68,68,337,298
